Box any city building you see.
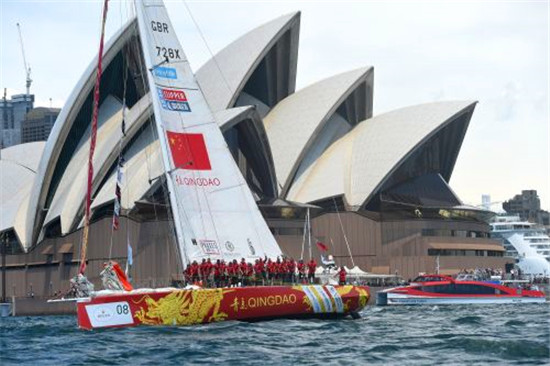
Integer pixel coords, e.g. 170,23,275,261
503,190,550,226
0,93,34,148
0,13,509,298
21,107,60,143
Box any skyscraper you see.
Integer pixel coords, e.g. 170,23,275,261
0,93,34,148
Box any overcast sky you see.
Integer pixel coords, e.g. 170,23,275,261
1,0,548,210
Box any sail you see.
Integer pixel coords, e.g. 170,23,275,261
134,0,282,265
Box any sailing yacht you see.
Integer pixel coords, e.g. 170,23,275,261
74,0,369,329
490,215,550,277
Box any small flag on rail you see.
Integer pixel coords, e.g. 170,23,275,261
112,158,124,230
125,237,133,279
316,241,328,252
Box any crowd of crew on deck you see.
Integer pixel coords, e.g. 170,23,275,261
183,257,351,287
184,257,327,287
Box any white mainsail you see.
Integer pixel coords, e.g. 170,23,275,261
134,0,282,266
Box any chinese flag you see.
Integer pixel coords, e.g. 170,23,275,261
316,241,328,252
166,131,212,170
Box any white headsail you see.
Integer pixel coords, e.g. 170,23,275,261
134,0,282,265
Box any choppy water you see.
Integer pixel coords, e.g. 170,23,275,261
1,304,549,365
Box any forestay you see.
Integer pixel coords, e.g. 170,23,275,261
134,0,282,266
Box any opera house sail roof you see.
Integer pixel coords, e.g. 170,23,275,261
1,11,480,252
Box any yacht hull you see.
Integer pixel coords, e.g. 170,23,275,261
77,285,369,329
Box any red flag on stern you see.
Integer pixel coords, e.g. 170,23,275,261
316,241,328,252
166,131,211,170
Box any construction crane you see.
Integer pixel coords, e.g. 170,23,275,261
16,23,32,96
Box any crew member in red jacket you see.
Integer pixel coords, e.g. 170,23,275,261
254,259,265,285
229,259,239,286
307,258,317,284
297,259,306,284
213,259,222,287
239,258,248,285
189,260,199,284
287,258,296,284
266,259,276,285
338,266,347,285
219,260,228,287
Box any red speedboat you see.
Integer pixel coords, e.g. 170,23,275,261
377,274,545,305
77,285,369,330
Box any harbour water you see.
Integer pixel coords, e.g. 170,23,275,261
1,303,548,365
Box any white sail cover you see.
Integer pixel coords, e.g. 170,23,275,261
135,0,282,265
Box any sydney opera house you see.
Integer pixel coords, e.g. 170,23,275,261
0,12,509,297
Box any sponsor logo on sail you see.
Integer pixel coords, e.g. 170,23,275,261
175,176,220,187
153,66,177,79
166,131,212,170
225,241,235,252
157,87,191,112
200,240,220,255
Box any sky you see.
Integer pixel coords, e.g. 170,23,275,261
1,0,549,210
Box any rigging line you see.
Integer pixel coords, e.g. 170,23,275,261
180,0,232,96
307,208,312,260
238,172,270,258
108,43,130,261
300,208,307,260
333,196,355,268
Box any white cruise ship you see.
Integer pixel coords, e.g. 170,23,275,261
490,215,550,277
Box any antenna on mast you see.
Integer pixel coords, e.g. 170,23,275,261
16,23,32,96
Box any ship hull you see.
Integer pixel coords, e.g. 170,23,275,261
76,285,369,329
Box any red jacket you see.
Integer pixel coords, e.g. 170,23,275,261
307,260,317,274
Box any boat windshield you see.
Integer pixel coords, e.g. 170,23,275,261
421,283,500,295
412,275,450,283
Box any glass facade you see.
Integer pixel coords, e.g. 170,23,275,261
427,248,504,257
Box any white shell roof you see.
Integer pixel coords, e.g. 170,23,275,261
0,142,46,240
0,141,45,172
196,12,300,112
287,101,477,208
263,67,373,195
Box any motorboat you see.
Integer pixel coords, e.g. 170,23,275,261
376,274,545,305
